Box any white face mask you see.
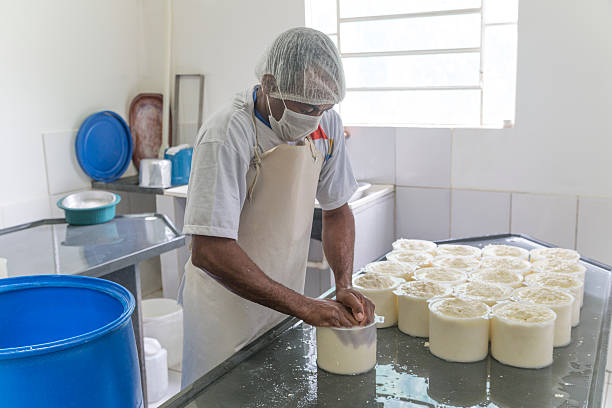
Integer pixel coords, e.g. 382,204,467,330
266,93,321,142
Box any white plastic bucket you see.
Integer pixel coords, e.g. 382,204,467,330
142,298,183,369
144,337,168,403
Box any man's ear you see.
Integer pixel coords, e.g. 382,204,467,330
261,74,278,95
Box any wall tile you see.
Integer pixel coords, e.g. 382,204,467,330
396,187,450,241
130,192,157,214
511,193,577,248
345,126,395,185
395,128,451,188
42,131,91,195
577,196,612,266
451,190,511,238
2,197,51,228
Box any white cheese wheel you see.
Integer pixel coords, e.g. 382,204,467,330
453,281,513,307
394,281,452,337
530,247,580,263
363,260,415,281
512,286,574,347
353,274,403,328
531,259,586,283
392,239,437,254
436,244,482,258
428,298,490,362
480,256,532,276
470,269,523,288
414,267,468,287
386,250,434,269
525,272,584,326
432,255,481,274
490,302,555,369
316,322,377,375
482,244,529,260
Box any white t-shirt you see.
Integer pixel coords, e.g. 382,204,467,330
183,86,358,239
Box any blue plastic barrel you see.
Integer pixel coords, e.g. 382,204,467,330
0,275,142,407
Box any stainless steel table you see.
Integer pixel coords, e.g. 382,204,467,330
163,234,611,408
0,213,185,405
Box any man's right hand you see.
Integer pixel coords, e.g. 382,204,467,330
298,298,360,328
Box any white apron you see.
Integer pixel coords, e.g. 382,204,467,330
180,127,323,387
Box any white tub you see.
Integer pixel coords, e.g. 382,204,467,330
482,244,529,260
392,239,437,255
470,268,523,289
353,274,403,328
394,281,452,337
480,256,532,276
432,256,481,275
414,267,468,287
525,272,584,326
435,244,482,258
363,260,415,281
453,281,513,307
386,250,433,269
530,248,580,263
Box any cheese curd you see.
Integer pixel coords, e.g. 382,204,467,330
394,281,452,337
482,244,529,260
512,286,574,347
363,261,415,281
490,302,556,369
479,256,532,276
530,247,580,263
386,250,434,269
525,273,584,326
316,321,377,375
392,239,437,254
531,259,586,283
453,281,513,307
432,256,480,274
470,269,523,288
414,267,468,287
428,298,490,362
353,274,403,328
436,244,482,258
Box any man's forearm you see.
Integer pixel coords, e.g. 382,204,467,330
322,203,355,289
191,235,310,317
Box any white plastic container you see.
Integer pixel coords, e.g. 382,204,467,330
363,260,415,281
453,281,513,307
428,298,490,362
143,298,183,369
480,256,532,276
394,281,452,337
432,256,480,274
392,239,437,254
530,247,580,263
490,302,556,369
144,337,169,403
470,268,523,289
531,259,586,283
386,250,433,269
316,318,380,375
525,272,584,326
482,244,529,260
435,244,482,258
353,274,403,328
414,267,468,287
512,286,574,347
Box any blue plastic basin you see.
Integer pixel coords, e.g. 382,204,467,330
0,275,142,407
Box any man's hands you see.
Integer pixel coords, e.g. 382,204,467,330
336,287,376,326
298,298,360,328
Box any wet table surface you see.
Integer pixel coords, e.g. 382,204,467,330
174,235,612,408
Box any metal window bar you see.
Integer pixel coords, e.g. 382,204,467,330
341,47,481,59
338,7,481,23
347,85,481,92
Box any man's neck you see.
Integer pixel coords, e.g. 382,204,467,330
254,86,269,120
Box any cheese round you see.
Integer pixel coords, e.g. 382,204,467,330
525,273,583,326
480,256,532,276
394,281,452,337
428,298,490,362
470,269,523,288
432,256,480,274
490,302,555,369
316,322,377,375
363,260,414,281
453,281,513,307
436,244,482,258
482,244,529,260
386,250,433,269
414,267,468,287
531,259,586,283
512,286,574,347
392,239,437,254
353,274,403,328
530,247,580,263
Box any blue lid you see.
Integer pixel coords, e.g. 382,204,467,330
76,111,133,182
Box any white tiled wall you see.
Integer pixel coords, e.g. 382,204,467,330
451,190,511,238
345,126,395,185
577,197,612,266
42,131,90,195
395,128,451,188
396,187,450,241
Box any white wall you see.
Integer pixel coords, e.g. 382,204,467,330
0,0,169,228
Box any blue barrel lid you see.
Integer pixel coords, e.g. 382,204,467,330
0,275,134,359
76,111,133,182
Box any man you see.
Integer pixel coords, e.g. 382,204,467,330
180,27,375,387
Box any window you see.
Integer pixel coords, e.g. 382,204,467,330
305,0,518,127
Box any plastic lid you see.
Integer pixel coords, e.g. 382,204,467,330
144,337,163,357
76,111,133,182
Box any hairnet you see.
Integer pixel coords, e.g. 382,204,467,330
256,27,346,105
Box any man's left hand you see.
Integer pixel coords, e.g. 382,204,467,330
336,287,375,326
